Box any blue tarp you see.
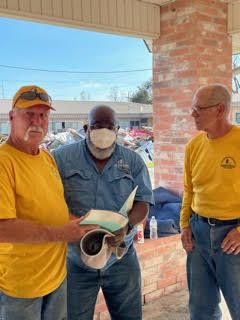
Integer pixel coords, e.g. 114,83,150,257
144,187,182,238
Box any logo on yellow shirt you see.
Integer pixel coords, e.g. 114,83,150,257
221,157,236,169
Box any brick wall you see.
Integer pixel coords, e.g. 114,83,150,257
153,0,232,192
94,235,186,320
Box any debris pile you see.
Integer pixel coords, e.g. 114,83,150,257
42,129,85,152
118,127,153,163
0,134,7,144
0,127,154,164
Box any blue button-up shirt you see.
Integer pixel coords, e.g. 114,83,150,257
53,140,154,269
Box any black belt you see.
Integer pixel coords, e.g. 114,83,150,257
194,213,239,226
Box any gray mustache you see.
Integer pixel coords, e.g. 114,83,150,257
28,126,44,133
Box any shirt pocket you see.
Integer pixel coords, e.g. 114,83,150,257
108,171,134,204
62,168,93,215
63,169,92,189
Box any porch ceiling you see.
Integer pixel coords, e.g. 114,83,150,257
0,0,239,53
140,0,175,5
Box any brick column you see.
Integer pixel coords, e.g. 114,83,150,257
153,0,232,192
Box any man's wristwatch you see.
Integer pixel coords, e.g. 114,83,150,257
127,222,135,234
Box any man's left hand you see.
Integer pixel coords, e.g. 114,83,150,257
106,225,128,247
221,228,240,255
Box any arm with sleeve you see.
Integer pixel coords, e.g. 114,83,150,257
180,127,240,232
180,143,193,229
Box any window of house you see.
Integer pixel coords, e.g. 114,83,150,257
236,113,240,124
130,120,140,128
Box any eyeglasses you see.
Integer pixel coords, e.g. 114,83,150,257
89,124,117,131
14,90,52,106
190,103,220,114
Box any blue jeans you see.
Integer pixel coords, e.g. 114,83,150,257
67,245,142,320
0,278,67,320
188,214,240,320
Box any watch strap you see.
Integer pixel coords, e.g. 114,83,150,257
127,221,135,234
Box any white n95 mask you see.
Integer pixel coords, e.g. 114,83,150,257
90,128,117,149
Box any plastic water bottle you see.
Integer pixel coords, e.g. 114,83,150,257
150,216,158,240
137,224,144,244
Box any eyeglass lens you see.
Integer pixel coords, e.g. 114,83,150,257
90,124,116,130
19,91,51,103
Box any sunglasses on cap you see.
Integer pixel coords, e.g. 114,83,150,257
14,90,52,106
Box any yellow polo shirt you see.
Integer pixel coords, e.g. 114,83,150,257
180,126,240,232
0,143,69,298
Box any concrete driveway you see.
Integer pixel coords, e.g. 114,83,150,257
143,289,231,320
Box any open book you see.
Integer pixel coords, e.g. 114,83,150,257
79,186,138,268
80,186,138,232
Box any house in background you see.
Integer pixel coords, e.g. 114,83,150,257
0,100,152,134
232,93,240,125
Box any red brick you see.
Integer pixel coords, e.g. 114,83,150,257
153,0,231,190
177,273,187,283
170,0,192,10
144,288,165,303
163,264,186,279
94,1,231,317
141,255,165,268
169,47,190,57
141,265,161,277
164,283,183,295
142,283,158,295
136,237,173,252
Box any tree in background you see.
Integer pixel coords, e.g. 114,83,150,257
130,79,152,104
233,54,240,94
108,86,120,101
80,90,91,100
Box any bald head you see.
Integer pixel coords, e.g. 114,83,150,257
194,84,231,116
88,105,117,128
85,105,119,160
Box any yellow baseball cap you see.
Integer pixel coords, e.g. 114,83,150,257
12,85,55,110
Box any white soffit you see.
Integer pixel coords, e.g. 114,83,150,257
228,0,240,54
140,0,175,5
0,0,161,39
232,34,240,54
228,0,240,34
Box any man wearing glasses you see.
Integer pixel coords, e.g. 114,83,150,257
0,85,97,320
53,105,154,320
180,83,240,320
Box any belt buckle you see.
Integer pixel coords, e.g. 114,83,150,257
207,218,216,226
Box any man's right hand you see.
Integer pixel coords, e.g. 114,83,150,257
181,227,194,252
0,218,99,243
62,218,99,242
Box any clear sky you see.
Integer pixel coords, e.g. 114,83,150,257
0,17,152,101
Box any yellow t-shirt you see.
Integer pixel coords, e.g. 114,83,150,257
0,143,69,298
180,126,240,231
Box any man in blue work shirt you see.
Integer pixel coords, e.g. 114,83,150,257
53,105,153,320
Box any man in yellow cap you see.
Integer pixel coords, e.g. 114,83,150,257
0,85,97,320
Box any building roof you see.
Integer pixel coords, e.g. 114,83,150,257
0,100,152,117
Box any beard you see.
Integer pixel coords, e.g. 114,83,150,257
86,132,116,160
